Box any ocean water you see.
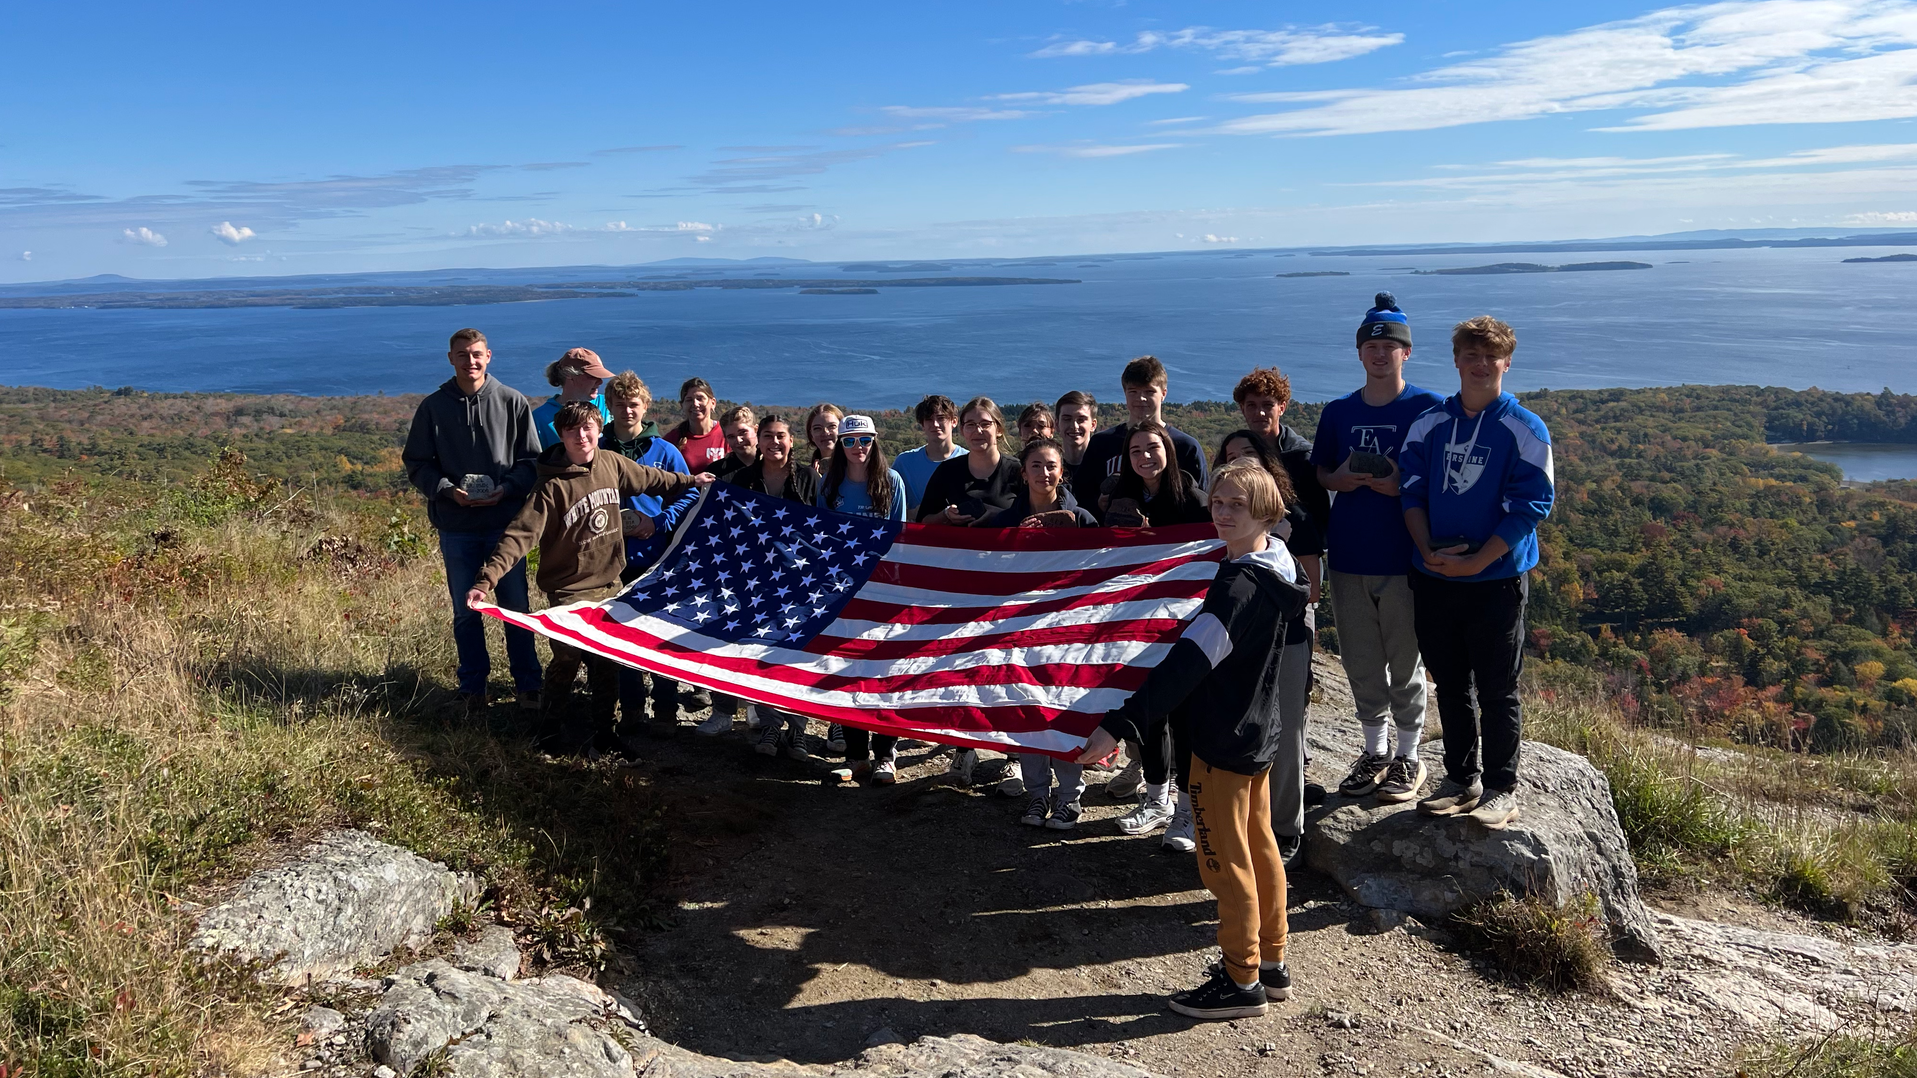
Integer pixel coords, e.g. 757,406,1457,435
0,246,1911,406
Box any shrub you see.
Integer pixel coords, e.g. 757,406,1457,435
1449,892,1611,991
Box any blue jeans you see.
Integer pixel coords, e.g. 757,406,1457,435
438,529,543,696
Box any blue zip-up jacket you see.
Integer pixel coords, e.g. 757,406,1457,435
1398,392,1554,582
533,394,612,449
601,423,698,571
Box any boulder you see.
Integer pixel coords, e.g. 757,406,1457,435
188,829,481,983
366,958,649,1077
1304,737,1661,962
453,925,522,981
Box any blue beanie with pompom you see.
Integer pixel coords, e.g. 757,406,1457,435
1357,291,1412,348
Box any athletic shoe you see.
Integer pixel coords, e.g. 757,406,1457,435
754,722,782,757
1045,798,1083,831
826,724,847,754
1162,792,1195,852
1303,782,1327,808
1375,756,1427,804
998,768,1026,798
1105,757,1144,799
1205,957,1292,1001
784,733,811,762
1168,968,1268,1021
1020,794,1050,827
948,748,978,787
1417,776,1483,816
1117,793,1175,836
871,758,897,785
1338,752,1391,797
1277,833,1303,868
1468,786,1521,829
693,710,733,736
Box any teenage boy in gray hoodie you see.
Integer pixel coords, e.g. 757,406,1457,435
401,328,544,715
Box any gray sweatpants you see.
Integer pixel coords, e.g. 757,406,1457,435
1327,570,1427,751
1018,754,1086,803
1269,639,1313,839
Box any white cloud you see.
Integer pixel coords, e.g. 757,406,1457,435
463,218,574,237
210,221,255,245
795,213,838,230
17,251,28,261
121,226,167,247
1848,210,1917,223
1201,234,1238,243
992,80,1188,106
677,221,716,232
1013,142,1182,157
1362,143,1917,189
1148,116,1209,125
1211,0,1917,137
695,235,712,243
1030,24,1402,66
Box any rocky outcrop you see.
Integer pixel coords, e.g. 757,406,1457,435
366,958,648,1077
1302,664,1660,962
453,925,522,981
188,829,480,983
855,1034,1166,1077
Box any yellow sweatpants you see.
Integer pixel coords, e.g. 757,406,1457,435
1188,757,1289,985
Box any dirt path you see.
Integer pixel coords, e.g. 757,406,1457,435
607,705,1760,1078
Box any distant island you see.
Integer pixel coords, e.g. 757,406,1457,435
1275,271,1350,278
799,288,878,295
0,276,1076,311
1417,261,1653,276
1842,253,1917,263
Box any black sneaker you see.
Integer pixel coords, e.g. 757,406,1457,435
1303,782,1327,807
1338,752,1391,797
1206,957,1293,1000
1170,967,1268,1020
1277,833,1303,867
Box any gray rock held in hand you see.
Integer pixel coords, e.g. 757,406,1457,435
188,829,481,983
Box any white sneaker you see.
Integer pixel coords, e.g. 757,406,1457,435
1117,793,1175,835
998,768,1026,798
694,710,733,736
1105,757,1144,799
1162,791,1195,852
948,748,978,787
871,758,897,785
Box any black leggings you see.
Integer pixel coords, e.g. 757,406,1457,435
844,726,898,763
1139,717,1190,791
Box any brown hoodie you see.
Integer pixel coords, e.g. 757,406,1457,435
477,443,696,603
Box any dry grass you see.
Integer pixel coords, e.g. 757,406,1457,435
1526,665,1917,929
0,462,669,1074
1449,893,1611,992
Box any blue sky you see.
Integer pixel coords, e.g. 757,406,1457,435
5,0,1917,281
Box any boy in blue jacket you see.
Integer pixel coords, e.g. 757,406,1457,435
1397,316,1553,830
602,371,701,747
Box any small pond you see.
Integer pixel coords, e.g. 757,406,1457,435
1771,442,1917,482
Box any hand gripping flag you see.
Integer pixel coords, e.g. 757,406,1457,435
476,482,1224,759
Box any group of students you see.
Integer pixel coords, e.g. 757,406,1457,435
402,289,1555,1022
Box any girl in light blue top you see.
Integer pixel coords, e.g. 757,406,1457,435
815,413,908,783
817,414,907,523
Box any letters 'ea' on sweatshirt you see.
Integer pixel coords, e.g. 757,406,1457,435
474,482,1228,760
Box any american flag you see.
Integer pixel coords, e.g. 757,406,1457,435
477,482,1224,759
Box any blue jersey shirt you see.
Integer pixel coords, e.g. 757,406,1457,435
1309,384,1446,575
893,444,966,515
1398,392,1555,583
532,394,612,449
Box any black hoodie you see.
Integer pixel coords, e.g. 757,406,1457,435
1099,544,1309,776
